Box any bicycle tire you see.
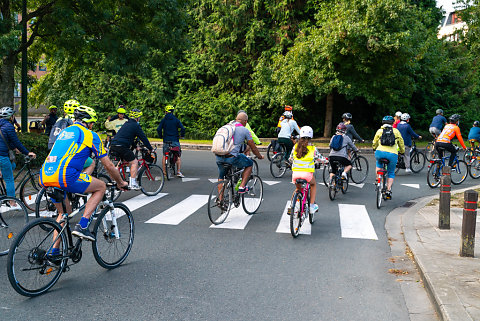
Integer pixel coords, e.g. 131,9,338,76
19,171,42,212
427,163,441,188
341,177,348,194
208,180,232,225
97,174,122,202
469,159,480,179
164,156,171,181
308,191,314,224
410,151,426,173
7,218,67,297
425,143,437,161
92,203,134,269
168,153,176,179
138,164,165,196
251,159,259,177
376,182,382,209
269,153,287,178
242,175,263,214
350,155,369,184
451,160,468,185
0,196,29,256
463,149,473,164
290,192,302,238
322,164,330,187
328,178,336,201
266,143,273,161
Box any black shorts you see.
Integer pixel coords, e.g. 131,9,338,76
329,156,351,173
110,145,136,162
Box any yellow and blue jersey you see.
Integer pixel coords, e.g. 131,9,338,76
40,123,107,189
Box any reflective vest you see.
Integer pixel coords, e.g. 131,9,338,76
292,145,315,172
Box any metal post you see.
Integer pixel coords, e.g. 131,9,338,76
460,190,478,257
439,174,451,229
21,0,28,133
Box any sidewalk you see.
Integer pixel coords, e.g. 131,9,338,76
388,187,480,321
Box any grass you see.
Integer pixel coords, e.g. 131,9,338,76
427,188,480,208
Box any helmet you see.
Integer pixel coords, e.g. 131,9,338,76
165,105,175,113
48,105,58,110
283,111,293,119
336,123,347,133
400,113,410,121
64,100,79,115
342,113,352,120
449,114,461,122
382,115,395,124
436,109,444,115
299,126,313,138
129,108,143,118
0,106,14,119
74,105,97,123
117,105,126,114
284,105,293,111
395,111,402,117
474,121,480,127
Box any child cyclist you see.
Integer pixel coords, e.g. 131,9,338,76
289,126,321,213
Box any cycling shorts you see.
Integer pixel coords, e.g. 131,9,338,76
215,154,253,179
110,145,135,162
375,150,398,179
163,141,181,156
292,171,314,184
328,156,352,174
429,127,441,137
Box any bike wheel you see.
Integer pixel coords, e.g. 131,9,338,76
164,156,171,181
7,218,67,297
98,174,122,202
138,164,165,196
341,177,348,194
19,171,42,212
35,187,58,219
328,178,336,201
469,158,480,179
322,164,330,187
425,143,437,161
463,149,473,164
0,197,29,256
376,182,382,209
410,151,426,173
290,192,302,238
266,143,273,161
208,180,232,225
168,154,176,179
350,156,369,184
92,203,134,269
427,163,441,188
269,153,287,178
251,159,259,176
308,192,315,225
242,175,263,214
451,160,468,185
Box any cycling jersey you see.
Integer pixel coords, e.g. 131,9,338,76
436,124,467,149
276,115,295,128
40,123,107,191
429,115,447,130
372,125,405,155
468,126,480,141
104,117,128,133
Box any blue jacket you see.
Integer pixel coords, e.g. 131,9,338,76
429,115,447,130
111,119,153,150
468,126,480,141
0,119,29,157
156,113,186,143
397,121,420,147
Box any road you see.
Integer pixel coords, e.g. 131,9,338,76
1,150,475,320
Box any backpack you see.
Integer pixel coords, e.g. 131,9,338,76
380,126,396,146
211,121,236,155
48,117,74,149
330,134,344,151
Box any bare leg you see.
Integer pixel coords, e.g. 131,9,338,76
129,160,139,179
240,166,252,188
82,177,106,220
176,157,182,173
387,178,394,191
309,176,317,204
52,196,73,249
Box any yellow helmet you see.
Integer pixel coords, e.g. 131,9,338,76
74,105,97,123
129,108,143,118
48,105,58,110
64,99,80,115
117,105,126,114
165,105,175,113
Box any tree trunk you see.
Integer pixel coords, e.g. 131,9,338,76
0,56,16,107
323,92,334,137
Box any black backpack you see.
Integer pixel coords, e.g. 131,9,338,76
380,127,396,146
330,134,344,151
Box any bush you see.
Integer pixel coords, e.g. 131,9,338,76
15,132,49,168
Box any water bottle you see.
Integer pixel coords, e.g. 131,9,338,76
126,166,130,173
235,178,242,191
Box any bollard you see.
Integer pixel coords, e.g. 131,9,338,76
439,174,451,229
442,165,451,176
460,190,478,257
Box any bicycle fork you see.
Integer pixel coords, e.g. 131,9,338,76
101,200,120,239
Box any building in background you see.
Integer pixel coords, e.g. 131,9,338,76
438,10,467,41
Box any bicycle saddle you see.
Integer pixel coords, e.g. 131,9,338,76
46,187,65,202
295,178,308,185
379,158,390,164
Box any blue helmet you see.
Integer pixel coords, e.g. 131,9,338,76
382,115,394,124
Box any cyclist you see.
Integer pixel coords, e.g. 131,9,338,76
329,122,358,182
467,121,480,147
341,112,364,142
277,111,300,162
429,109,447,138
236,110,261,155
276,105,294,134
435,114,467,168
397,113,422,173
393,111,402,128
110,108,153,190
289,126,320,213
372,116,405,200
157,105,186,178
42,105,58,136
105,105,128,136
48,99,78,149
39,105,127,245
215,111,263,193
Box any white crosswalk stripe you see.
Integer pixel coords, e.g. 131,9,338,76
182,178,200,182
209,204,256,230
401,183,420,189
275,201,311,235
146,194,208,225
263,181,281,186
338,204,378,240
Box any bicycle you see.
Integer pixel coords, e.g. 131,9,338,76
7,182,134,297
207,164,263,225
327,161,349,201
266,139,285,161
427,145,468,188
269,141,292,178
395,140,426,173
375,158,390,209
322,149,368,186
425,137,438,161
247,155,259,176
135,139,157,165
466,140,480,179
163,141,179,180
289,178,315,237
0,195,29,256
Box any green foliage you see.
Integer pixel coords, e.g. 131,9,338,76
15,132,48,168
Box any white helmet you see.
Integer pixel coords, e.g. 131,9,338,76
0,106,14,119
283,111,293,119
299,126,313,138
395,111,402,117
400,113,410,121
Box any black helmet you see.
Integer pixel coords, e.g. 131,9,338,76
342,113,352,120
436,108,444,115
449,114,461,122
474,121,480,127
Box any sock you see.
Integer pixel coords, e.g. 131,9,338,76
129,177,137,185
79,217,89,229
49,248,60,255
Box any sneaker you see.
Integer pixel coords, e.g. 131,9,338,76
176,171,185,178
341,172,348,179
310,203,319,213
287,207,292,215
238,186,251,194
405,168,412,173
385,190,392,200
46,252,62,266
72,224,96,241
129,183,140,190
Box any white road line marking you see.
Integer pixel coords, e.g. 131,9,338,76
146,194,208,225
339,204,377,240
103,193,168,220
182,178,200,182
401,183,420,189
208,179,218,183
275,201,311,235
350,183,365,188
263,181,281,186
24,193,38,205
210,202,257,230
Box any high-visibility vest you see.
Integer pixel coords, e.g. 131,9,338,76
292,145,315,172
